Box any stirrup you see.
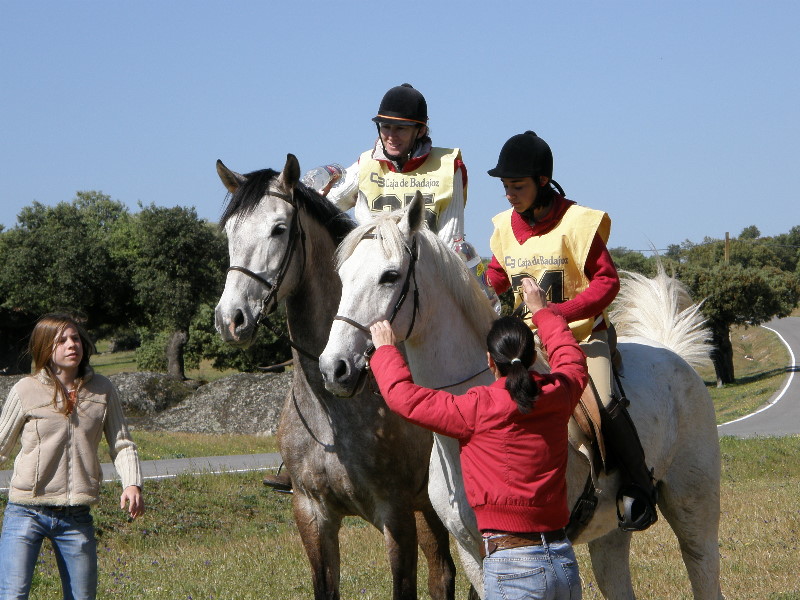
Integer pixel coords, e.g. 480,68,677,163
616,483,657,531
262,463,293,494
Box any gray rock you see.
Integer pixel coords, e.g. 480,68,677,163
108,372,193,415
142,371,291,435
1,370,292,437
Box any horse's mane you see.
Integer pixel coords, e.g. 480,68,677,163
336,213,497,333
610,262,712,369
220,168,355,244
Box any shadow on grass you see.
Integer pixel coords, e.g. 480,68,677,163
704,365,793,388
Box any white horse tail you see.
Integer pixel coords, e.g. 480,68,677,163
610,261,713,370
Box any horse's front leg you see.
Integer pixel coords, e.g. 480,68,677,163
415,507,456,600
588,528,635,599
383,510,420,600
428,434,484,597
292,492,343,600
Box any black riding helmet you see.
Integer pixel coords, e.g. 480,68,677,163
372,83,428,127
487,130,553,179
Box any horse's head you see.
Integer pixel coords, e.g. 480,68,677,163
214,154,304,347
319,192,428,396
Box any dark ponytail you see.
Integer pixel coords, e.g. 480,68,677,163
487,317,539,414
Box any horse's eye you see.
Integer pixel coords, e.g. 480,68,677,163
271,224,287,236
379,270,400,285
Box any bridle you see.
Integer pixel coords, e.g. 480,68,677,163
333,235,420,361
331,233,490,395
225,187,317,362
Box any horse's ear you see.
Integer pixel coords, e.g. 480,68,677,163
216,159,246,194
354,191,374,225
278,153,301,191
399,190,425,237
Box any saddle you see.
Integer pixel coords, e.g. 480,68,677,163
567,323,624,475
570,380,607,471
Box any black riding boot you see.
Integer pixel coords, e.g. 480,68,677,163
602,395,659,531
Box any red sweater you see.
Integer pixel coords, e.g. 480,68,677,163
370,309,588,533
485,195,619,328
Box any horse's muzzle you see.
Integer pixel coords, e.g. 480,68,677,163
319,354,367,398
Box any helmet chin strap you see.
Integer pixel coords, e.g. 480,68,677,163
521,193,553,225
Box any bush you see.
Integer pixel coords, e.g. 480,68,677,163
185,304,291,372
108,328,140,352
135,329,170,372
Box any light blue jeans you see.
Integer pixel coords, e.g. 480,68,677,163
482,536,582,600
0,503,97,600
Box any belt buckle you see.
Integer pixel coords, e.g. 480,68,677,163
480,537,501,559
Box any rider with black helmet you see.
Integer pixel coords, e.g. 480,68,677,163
262,85,469,494
485,131,659,533
325,83,468,246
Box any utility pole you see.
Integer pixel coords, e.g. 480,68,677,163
724,232,730,264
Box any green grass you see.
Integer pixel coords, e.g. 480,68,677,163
90,342,238,382
698,323,791,424
98,431,278,462
718,435,800,481
2,437,798,599
4,432,277,467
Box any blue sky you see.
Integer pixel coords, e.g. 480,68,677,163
2,1,798,256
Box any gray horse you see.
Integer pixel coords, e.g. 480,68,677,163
213,155,456,600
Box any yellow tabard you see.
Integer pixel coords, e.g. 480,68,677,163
358,147,462,233
490,204,611,341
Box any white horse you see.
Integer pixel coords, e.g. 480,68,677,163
319,193,723,599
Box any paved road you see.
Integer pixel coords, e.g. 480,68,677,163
718,316,800,438
1,453,282,493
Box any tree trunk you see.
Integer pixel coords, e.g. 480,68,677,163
709,320,735,386
165,329,188,380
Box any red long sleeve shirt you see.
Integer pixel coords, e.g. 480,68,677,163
370,308,588,533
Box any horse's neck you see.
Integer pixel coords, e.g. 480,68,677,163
405,287,491,391
285,219,341,362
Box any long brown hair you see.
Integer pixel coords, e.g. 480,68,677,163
29,313,95,414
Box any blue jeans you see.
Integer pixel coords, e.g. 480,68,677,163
0,503,97,600
483,536,582,600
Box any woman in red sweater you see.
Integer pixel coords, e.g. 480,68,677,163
484,131,658,531
370,278,587,600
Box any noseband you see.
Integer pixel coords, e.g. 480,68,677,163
333,236,420,360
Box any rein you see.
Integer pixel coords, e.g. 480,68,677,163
432,366,491,391
510,301,528,320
